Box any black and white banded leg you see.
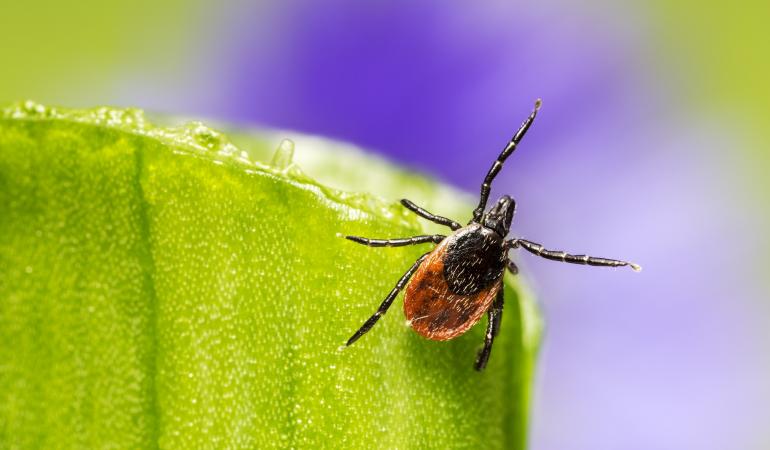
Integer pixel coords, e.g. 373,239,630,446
401,199,461,230
507,259,519,275
475,290,504,371
345,234,445,247
512,239,641,271
346,252,431,346
472,100,542,221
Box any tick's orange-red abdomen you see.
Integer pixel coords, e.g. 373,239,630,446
404,238,502,341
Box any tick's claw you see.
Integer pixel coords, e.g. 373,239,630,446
474,348,489,371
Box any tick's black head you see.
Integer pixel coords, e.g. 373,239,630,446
482,195,515,237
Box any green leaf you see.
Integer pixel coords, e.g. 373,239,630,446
0,102,542,449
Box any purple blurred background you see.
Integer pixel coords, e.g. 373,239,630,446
4,0,769,448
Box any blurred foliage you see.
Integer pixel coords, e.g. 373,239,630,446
0,0,195,104
652,1,770,144
0,103,541,448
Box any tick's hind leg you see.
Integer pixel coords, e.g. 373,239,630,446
345,234,445,247
512,239,641,271
475,290,504,371
346,252,430,346
400,199,461,230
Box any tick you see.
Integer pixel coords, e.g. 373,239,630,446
343,99,640,371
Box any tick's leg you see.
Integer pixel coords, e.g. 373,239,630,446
512,239,641,271
346,252,430,346
473,99,542,222
507,259,519,275
345,234,445,247
475,290,504,371
401,199,461,230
